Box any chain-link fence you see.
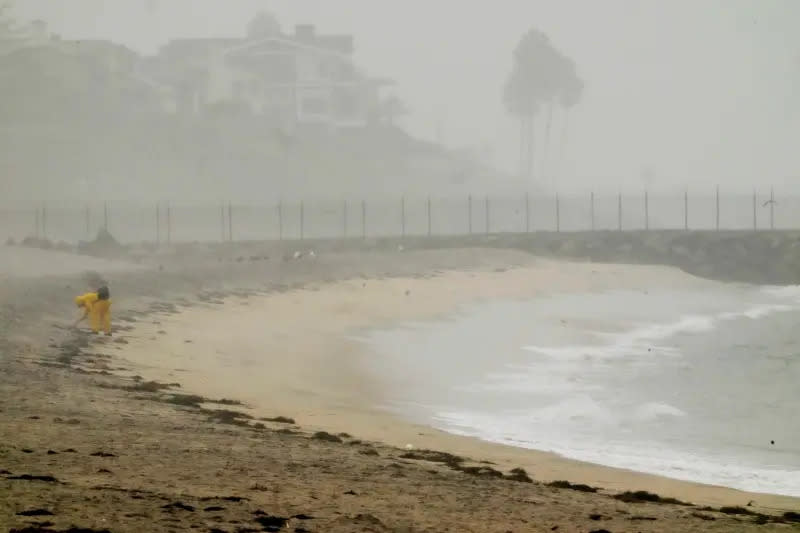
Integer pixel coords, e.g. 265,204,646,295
3,189,799,245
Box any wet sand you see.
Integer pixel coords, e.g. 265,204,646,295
1,245,799,532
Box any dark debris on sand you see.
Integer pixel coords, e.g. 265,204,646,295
312,431,343,443
10,528,111,533
400,449,533,482
203,408,254,426
259,416,295,424
7,474,60,483
124,380,176,393
547,480,599,493
613,490,691,506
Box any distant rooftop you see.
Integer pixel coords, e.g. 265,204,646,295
160,24,354,58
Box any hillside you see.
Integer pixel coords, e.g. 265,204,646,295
0,43,517,207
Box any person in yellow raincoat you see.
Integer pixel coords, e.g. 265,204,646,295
74,285,112,335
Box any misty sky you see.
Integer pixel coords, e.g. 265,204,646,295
11,0,800,193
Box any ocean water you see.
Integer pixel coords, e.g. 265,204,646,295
356,283,800,497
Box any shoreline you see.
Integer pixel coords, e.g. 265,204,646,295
103,259,800,511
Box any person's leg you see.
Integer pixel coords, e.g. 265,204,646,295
102,304,112,335
89,306,101,334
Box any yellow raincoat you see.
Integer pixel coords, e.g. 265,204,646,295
75,292,112,334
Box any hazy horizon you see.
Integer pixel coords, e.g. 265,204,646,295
8,0,800,193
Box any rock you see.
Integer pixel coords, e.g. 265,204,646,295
21,236,53,249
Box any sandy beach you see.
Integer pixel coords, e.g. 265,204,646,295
1,244,799,532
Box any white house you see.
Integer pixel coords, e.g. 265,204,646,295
150,24,392,128
0,19,50,56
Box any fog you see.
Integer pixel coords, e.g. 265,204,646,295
4,4,800,517
13,0,799,190
2,0,799,243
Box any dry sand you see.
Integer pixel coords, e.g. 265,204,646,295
2,245,799,532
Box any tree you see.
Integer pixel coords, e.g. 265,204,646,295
553,57,583,185
504,28,582,186
247,11,281,40
504,29,561,181
0,1,21,51
0,1,13,30
378,95,408,127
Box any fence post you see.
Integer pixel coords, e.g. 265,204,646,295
343,200,348,238
770,187,775,230
590,191,595,231
752,190,757,231
715,185,720,231
426,196,432,236
300,201,304,240
220,203,225,242
166,203,172,244
468,195,473,235
156,203,160,245
228,202,233,242
103,201,109,231
41,204,47,240
277,201,283,241
85,205,90,238
361,199,366,239
525,192,530,233
401,196,406,238
485,195,490,235
644,190,649,230
555,194,560,232
34,207,40,239
684,189,688,231
617,193,622,231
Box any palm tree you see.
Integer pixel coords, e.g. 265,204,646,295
540,97,555,187
379,95,408,127
504,67,537,179
504,28,581,186
553,59,583,186
247,11,281,40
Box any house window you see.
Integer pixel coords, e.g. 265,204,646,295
302,97,328,115
233,80,244,99
333,88,358,117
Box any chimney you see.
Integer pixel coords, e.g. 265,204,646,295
294,24,316,42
